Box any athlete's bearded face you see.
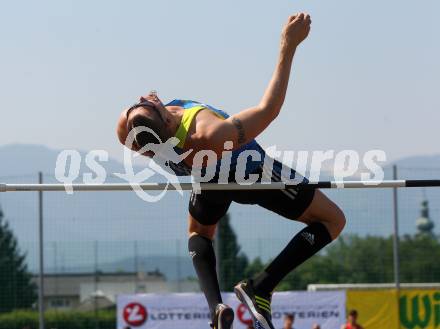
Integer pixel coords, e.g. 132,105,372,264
137,93,168,126
126,92,173,143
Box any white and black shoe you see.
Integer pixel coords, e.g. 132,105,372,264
210,303,234,329
234,279,274,329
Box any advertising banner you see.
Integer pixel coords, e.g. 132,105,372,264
117,291,346,329
346,289,440,329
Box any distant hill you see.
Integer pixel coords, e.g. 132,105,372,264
1,143,438,181
0,143,142,179
393,154,440,169
0,144,56,177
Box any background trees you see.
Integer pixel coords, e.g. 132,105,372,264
218,211,440,291
217,213,249,291
0,206,37,312
274,234,440,291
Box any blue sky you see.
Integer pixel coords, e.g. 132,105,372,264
0,0,438,163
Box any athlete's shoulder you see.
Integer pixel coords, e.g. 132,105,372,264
167,99,230,118
166,99,202,108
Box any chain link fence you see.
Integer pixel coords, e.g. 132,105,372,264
0,167,439,328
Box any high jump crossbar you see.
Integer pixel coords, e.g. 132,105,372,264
0,180,440,192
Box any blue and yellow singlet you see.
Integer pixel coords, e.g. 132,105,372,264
165,99,266,178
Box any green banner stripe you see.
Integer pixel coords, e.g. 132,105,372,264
256,300,271,309
255,296,271,306
256,301,271,309
255,296,270,303
256,303,271,313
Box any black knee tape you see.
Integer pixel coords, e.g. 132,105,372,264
188,235,216,267
188,234,221,318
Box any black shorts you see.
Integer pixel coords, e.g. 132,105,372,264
188,159,316,226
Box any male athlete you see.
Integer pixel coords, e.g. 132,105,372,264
117,13,346,329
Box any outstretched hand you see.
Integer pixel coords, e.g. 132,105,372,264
281,13,312,51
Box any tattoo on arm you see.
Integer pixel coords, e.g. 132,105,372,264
232,117,246,145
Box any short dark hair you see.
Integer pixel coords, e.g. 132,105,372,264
349,309,358,316
285,313,294,320
127,111,167,148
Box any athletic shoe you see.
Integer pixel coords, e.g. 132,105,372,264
210,303,234,329
234,279,274,329
254,321,267,329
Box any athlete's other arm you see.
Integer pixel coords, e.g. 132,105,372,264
194,13,311,154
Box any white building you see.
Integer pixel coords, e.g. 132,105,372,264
32,271,200,310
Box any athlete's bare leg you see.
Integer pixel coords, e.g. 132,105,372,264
188,215,217,239
298,190,346,240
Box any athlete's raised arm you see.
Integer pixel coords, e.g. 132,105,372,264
194,13,311,154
